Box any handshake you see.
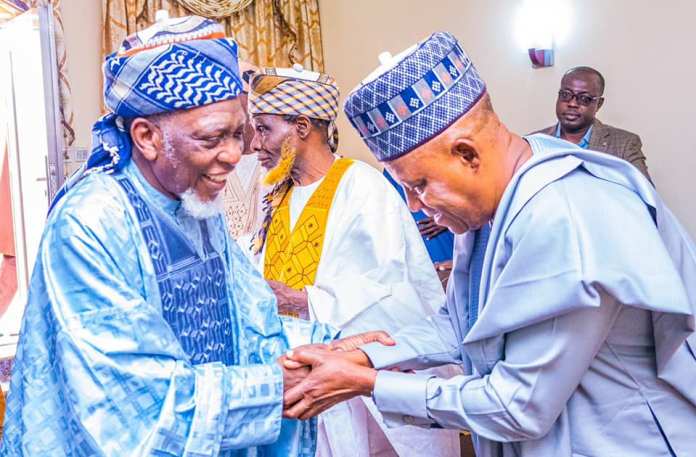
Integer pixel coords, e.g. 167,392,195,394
276,331,395,420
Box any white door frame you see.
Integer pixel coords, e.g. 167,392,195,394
0,5,63,357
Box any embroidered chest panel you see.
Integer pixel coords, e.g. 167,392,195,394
116,176,237,366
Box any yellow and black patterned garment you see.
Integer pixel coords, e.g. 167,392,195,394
263,158,353,292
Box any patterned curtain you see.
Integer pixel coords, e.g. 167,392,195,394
4,0,75,147
102,0,325,71
0,1,28,18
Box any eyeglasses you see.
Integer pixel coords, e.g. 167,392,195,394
557,89,601,106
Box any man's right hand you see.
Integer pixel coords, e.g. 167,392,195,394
282,347,377,420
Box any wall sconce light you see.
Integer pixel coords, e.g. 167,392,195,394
516,0,571,69
528,47,553,68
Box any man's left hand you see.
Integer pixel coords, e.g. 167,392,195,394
282,347,376,420
277,354,310,392
329,330,395,352
267,280,309,319
282,331,393,370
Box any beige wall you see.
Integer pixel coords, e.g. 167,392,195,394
60,0,696,236
61,0,102,147
319,0,696,237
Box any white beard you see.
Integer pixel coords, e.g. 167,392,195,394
179,188,224,220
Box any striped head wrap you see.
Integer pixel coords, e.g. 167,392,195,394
248,65,340,150
50,15,242,212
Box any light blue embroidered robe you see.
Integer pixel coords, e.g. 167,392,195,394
1,160,334,456
362,134,696,457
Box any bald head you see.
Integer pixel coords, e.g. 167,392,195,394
562,66,605,96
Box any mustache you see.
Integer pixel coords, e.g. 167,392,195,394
261,138,296,186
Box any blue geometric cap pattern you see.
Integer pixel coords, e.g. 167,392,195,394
49,16,242,213
344,32,486,162
104,38,241,118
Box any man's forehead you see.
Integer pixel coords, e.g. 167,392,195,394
177,100,245,127
562,72,600,89
251,113,269,126
252,112,287,125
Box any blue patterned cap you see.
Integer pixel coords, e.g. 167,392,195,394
344,32,486,162
104,15,241,118
49,16,242,214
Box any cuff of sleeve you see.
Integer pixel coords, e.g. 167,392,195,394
361,341,405,370
279,316,339,347
372,370,434,427
219,363,284,449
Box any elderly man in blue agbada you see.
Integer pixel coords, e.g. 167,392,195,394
283,32,696,457
0,16,337,456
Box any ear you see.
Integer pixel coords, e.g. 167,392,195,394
451,137,480,170
597,97,605,111
294,116,312,140
130,117,163,161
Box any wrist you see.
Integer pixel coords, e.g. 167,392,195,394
347,349,373,368
357,366,377,396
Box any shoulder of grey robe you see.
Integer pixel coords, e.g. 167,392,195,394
468,135,696,390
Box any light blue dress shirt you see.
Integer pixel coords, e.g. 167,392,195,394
554,122,593,149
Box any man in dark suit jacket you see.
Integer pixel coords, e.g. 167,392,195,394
536,66,651,181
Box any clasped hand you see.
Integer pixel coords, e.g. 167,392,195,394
276,330,395,420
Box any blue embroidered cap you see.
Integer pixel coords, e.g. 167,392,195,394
344,32,486,162
103,16,241,119
49,16,242,213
